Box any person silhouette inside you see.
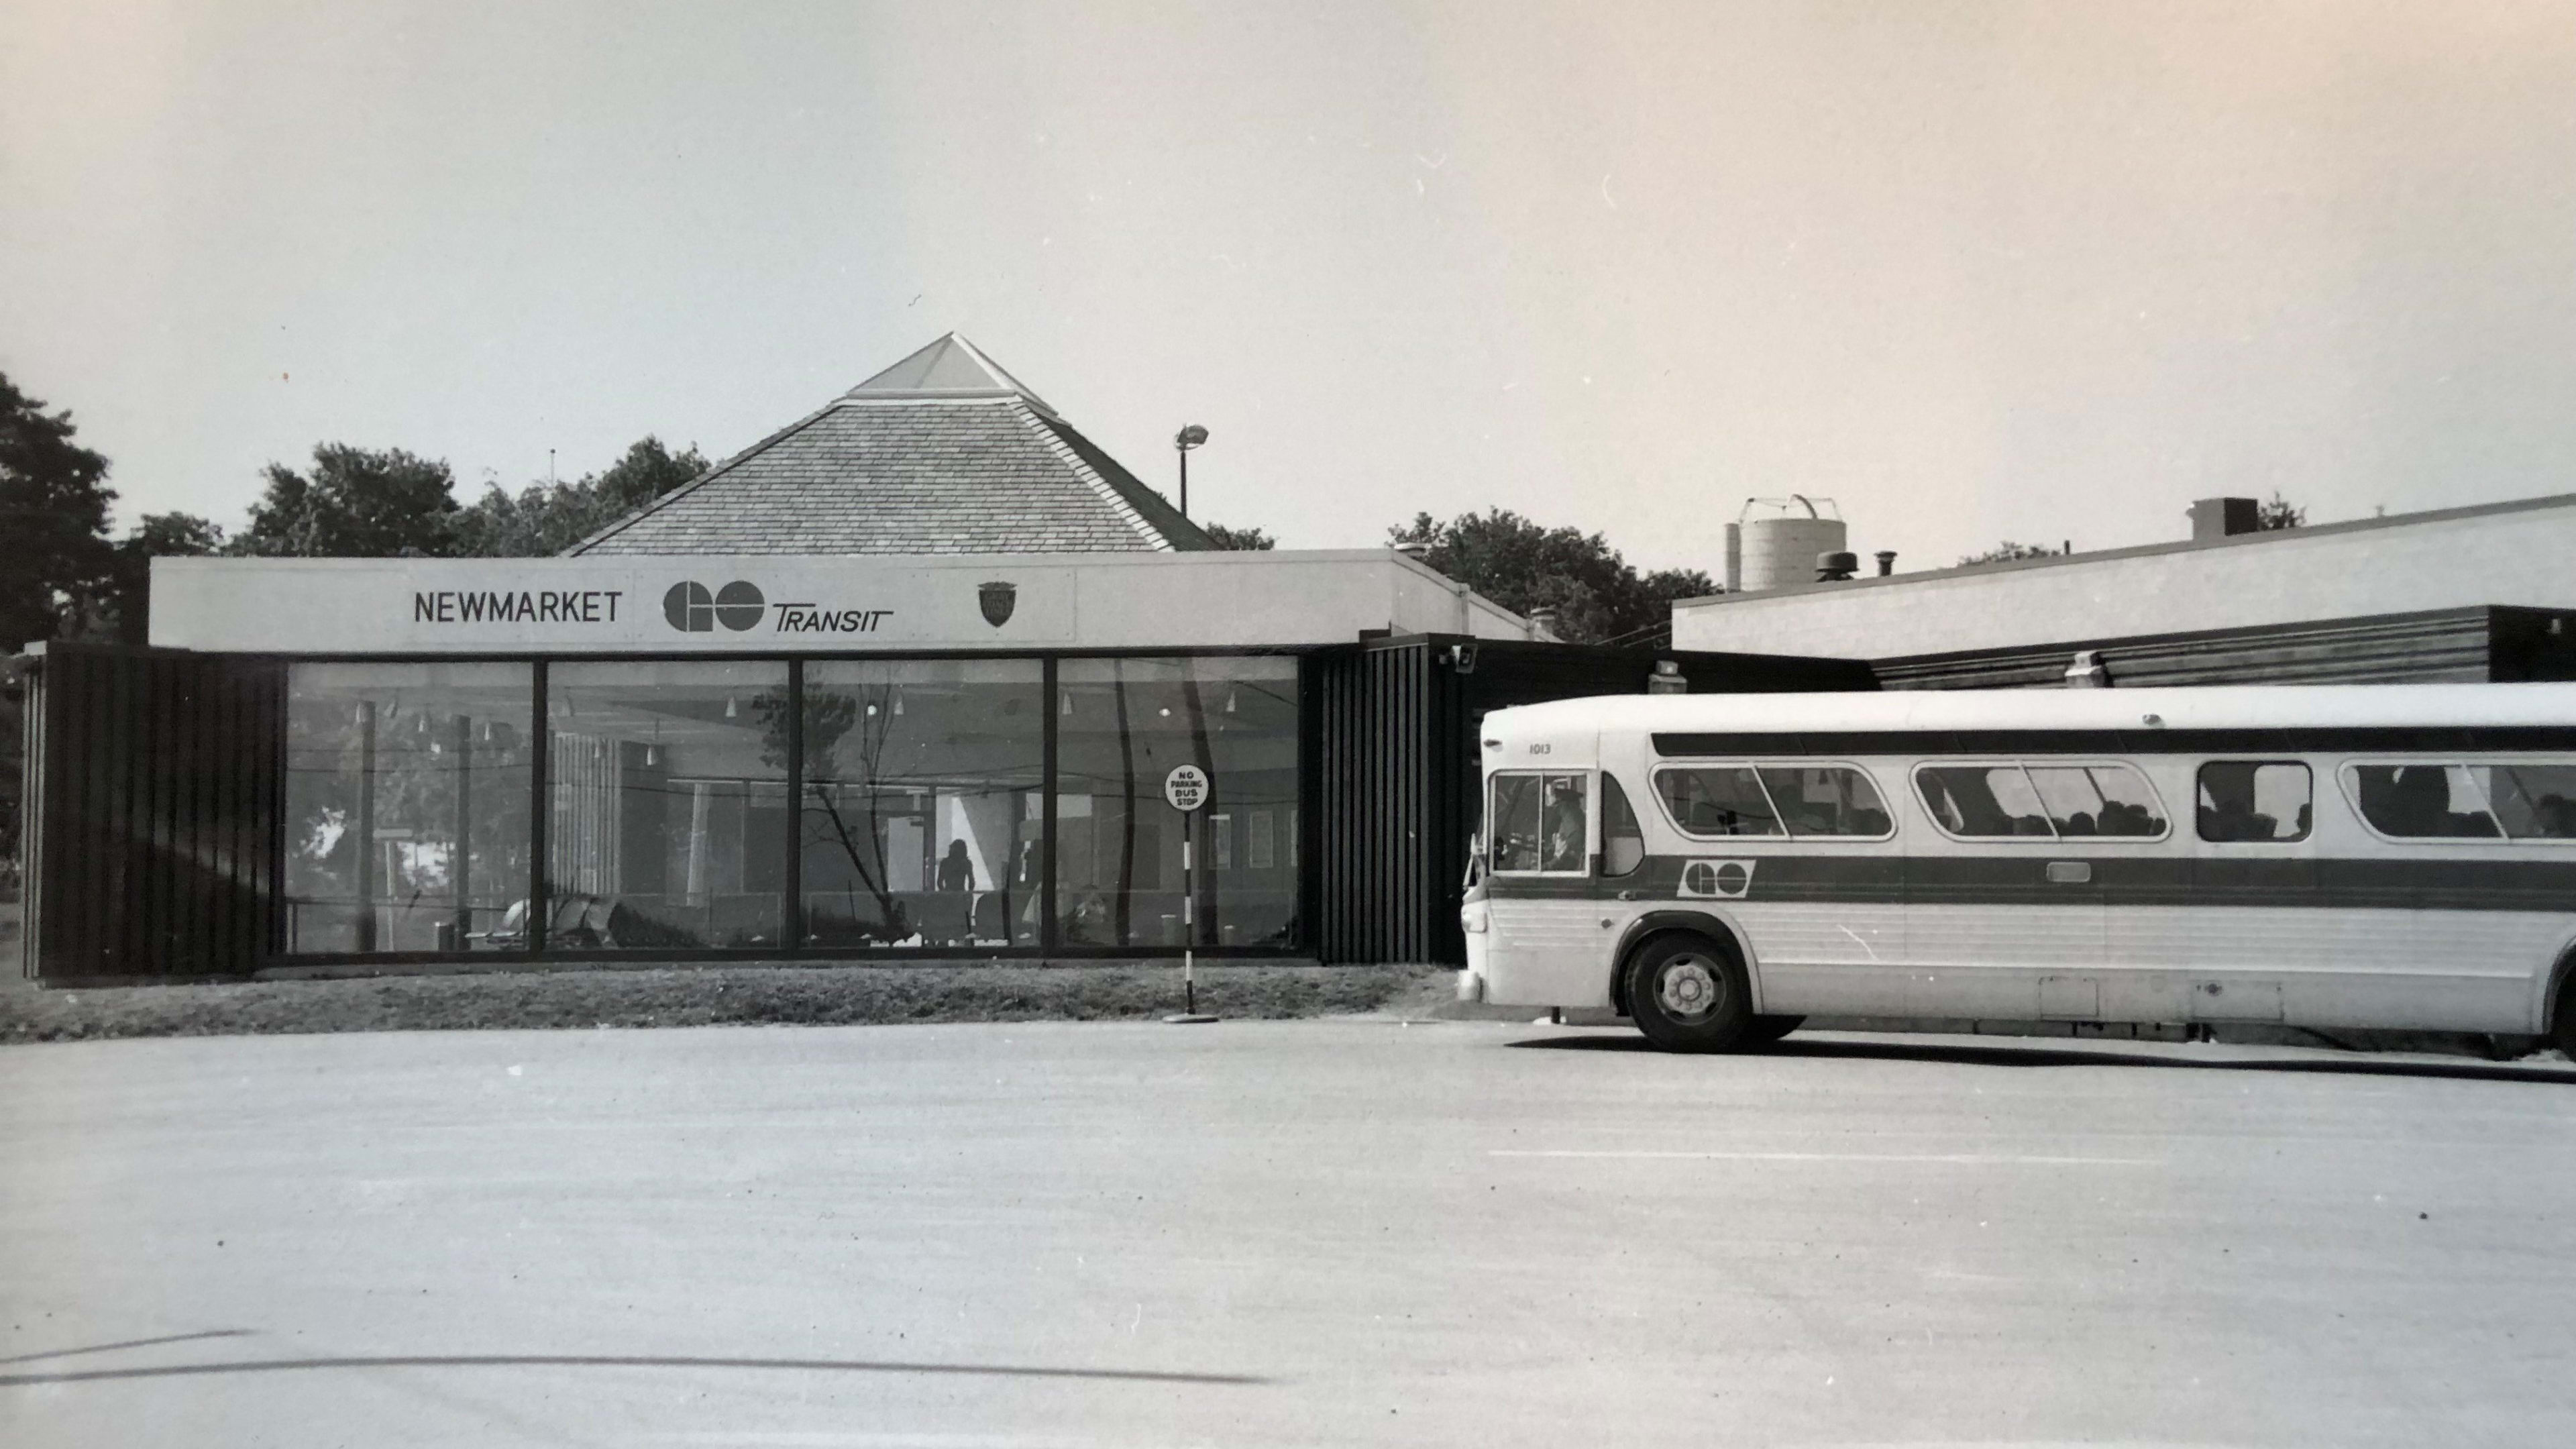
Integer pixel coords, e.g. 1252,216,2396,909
937,839,975,893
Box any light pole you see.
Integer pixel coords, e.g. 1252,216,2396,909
1173,425,1208,518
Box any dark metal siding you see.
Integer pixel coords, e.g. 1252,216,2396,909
1872,607,2576,691
21,643,281,982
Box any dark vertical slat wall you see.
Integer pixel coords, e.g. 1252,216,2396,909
21,643,281,981
1310,641,1454,965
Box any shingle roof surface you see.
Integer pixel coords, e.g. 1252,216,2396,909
568,336,1215,555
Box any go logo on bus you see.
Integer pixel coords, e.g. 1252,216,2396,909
1678,859,1756,900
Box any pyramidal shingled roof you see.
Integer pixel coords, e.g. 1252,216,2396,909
567,333,1215,555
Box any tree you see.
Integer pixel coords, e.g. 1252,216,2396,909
1955,541,2059,568
2257,492,2306,530
451,436,708,557
1387,508,1711,645
231,444,463,557
1199,521,1275,551
0,372,117,653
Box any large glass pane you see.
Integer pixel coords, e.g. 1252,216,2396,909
1056,657,1300,949
800,659,1044,949
284,663,533,953
1754,765,1895,838
547,661,790,949
1654,765,1783,838
2346,763,2503,839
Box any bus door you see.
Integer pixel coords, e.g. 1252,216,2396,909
1484,767,1608,1002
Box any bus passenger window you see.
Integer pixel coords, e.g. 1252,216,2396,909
1654,766,1784,838
2347,764,2504,839
1754,765,1894,837
1540,774,1587,871
2467,764,2576,841
2198,762,2310,842
1601,774,1646,876
1915,765,2052,838
1491,774,1545,871
2028,763,2168,838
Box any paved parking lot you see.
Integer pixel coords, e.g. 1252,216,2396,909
6,1020,2575,1447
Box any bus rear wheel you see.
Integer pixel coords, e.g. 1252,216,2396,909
1626,933,1754,1053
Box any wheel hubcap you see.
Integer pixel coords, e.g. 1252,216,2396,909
1656,956,1722,1021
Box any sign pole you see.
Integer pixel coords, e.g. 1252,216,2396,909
1162,763,1216,1024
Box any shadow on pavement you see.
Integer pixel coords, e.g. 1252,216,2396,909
0,1354,1266,1389
1505,1032,2576,1085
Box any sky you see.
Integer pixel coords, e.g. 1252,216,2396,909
4,0,2573,574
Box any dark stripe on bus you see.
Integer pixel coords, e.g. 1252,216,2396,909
1649,727,2576,758
1485,853,2576,912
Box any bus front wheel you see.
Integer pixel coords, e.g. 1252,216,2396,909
1625,934,1754,1053
1743,1014,1805,1044
2552,968,2576,1061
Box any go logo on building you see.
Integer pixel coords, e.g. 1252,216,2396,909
663,580,766,633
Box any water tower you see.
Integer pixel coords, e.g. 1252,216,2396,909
1725,496,1848,592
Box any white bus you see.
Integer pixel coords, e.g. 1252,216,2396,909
1460,684,2576,1055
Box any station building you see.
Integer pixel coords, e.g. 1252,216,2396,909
11,336,1861,983
1673,491,2576,689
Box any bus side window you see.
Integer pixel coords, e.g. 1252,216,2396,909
1915,765,2051,838
1753,765,1894,838
1653,765,1784,837
2028,763,2168,838
2476,764,2576,840
2198,761,2311,843
1601,773,1646,876
2347,764,2504,839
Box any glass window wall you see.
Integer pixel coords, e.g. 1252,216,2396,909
1056,657,1300,949
800,660,1045,948
279,653,1305,957
284,663,534,953
547,661,790,949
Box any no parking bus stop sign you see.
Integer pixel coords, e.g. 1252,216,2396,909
1163,764,1210,813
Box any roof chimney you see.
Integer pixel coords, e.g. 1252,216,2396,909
2188,497,2260,542
1874,550,1896,577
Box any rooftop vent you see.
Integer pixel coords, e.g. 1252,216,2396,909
2188,497,2261,541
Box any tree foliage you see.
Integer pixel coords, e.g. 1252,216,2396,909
0,372,117,653
452,437,707,557
232,444,463,558
1387,508,1713,645
1955,540,2059,568
224,436,706,561
2257,492,2306,530
1199,521,1275,551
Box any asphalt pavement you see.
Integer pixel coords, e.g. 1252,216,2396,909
5,1020,2574,1447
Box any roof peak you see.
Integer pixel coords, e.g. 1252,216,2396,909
843,333,1055,415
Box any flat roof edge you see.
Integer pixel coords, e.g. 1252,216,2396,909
1672,490,2576,610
